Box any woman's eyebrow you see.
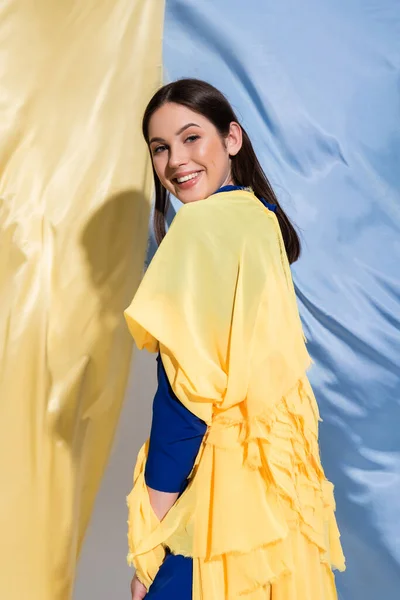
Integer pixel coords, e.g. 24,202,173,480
149,123,200,145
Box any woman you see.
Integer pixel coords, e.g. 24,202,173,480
124,79,345,600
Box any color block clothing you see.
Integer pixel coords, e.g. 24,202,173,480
145,354,207,495
125,188,345,600
146,553,193,600
144,354,205,598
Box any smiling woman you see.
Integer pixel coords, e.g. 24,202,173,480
124,79,345,600
147,106,242,202
141,79,301,260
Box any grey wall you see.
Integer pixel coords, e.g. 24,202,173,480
74,349,156,600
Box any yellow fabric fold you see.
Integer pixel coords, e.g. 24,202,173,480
126,442,166,589
0,2,164,598
124,190,345,599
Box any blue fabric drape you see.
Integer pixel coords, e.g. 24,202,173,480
163,2,400,599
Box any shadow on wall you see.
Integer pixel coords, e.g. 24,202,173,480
73,190,158,600
47,188,151,449
82,188,151,316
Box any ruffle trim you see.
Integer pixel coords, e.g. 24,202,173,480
201,377,344,566
127,377,345,597
192,527,339,599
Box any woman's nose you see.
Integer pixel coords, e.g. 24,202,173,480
168,146,188,169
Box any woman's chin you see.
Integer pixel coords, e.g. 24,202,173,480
175,189,209,204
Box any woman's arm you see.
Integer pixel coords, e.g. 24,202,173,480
144,354,207,517
130,354,206,597
147,487,179,521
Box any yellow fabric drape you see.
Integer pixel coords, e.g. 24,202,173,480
125,190,345,600
0,2,164,599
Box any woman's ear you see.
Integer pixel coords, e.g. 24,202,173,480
226,122,243,157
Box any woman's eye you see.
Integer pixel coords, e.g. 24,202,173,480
153,145,167,154
185,134,200,143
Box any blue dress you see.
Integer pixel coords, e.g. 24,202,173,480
143,186,277,598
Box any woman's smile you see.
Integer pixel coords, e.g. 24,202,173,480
172,170,203,191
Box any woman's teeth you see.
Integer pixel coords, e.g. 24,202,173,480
176,172,200,184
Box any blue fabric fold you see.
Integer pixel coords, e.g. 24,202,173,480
163,2,400,598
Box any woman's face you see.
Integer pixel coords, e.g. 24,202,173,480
148,102,242,204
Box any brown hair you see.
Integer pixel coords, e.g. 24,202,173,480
142,78,300,263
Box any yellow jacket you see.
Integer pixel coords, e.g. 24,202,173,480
124,189,345,600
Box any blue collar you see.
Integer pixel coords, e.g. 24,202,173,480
216,185,278,213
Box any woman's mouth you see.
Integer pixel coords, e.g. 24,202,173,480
173,171,202,190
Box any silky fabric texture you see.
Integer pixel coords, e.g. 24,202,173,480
125,190,345,600
0,2,164,599
163,2,400,598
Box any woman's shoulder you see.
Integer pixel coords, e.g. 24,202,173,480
172,193,228,222
169,190,277,241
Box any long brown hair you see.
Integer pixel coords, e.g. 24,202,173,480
142,78,300,263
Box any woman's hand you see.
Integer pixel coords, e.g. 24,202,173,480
131,573,147,600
